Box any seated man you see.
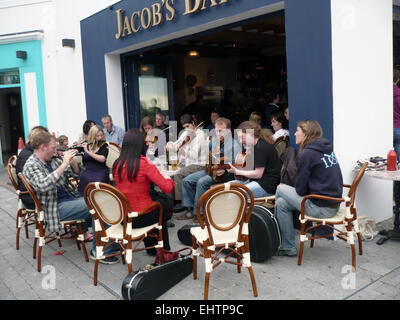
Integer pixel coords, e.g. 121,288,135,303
16,126,49,210
180,117,241,219
22,131,120,264
166,114,208,219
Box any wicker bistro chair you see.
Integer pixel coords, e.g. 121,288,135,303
297,162,368,270
7,156,36,250
83,182,165,286
190,182,258,300
18,173,89,272
105,142,121,184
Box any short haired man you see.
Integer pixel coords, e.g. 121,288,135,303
16,125,49,210
179,117,241,219
155,112,169,142
23,132,120,264
101,115,125,146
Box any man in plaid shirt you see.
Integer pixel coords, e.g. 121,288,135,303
23,131,120,264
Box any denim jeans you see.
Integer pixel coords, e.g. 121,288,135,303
57,197,119,255
181,170,213,210
228,180,271,199
274,184,339,250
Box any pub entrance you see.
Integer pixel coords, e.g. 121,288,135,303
122,11,288,131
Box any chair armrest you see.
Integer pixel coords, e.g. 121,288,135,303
18,191,30,196
252,196,276,205
343,184,351,188
300,194,345,219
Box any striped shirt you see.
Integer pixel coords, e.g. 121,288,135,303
22,154,80,232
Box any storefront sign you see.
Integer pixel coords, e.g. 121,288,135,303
115,0,231,39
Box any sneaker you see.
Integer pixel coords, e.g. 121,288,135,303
89,251,120,265
276,248,298,257
167,220,175,228
176,210,194,220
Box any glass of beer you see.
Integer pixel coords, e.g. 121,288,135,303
170,159,178,171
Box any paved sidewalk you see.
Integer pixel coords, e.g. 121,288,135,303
0,168,400,300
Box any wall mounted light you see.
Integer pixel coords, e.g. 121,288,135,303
62,39,75,48
16,51,27,60
187,50,200,59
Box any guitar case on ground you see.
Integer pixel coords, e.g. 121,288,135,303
177,223,200,246
248,205,281,262
121,257,193,300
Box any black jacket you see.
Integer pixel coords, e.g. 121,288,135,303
296,139,343,207
16,144,35,209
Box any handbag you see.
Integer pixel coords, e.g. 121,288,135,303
357,216,378,241
155,248,192,264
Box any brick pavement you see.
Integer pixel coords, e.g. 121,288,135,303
0,168,400,300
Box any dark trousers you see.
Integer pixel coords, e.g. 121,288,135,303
131,189,172,251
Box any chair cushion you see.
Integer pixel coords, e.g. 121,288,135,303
106,223,159,240
191,224,239,246
304,208,346,224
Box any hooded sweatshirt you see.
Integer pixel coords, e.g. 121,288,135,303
296,138,343,207
394,84,400,130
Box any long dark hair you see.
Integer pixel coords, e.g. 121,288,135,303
113,129,146,182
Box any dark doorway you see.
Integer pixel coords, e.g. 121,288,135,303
0,87,24,164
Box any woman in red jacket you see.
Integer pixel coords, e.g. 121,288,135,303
113,129,174,253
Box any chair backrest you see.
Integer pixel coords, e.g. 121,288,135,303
347,161,369,205
7,156,19,191
273,135,289,158
197,182,254,246
17,172,43,212
84,182,129,227
106,142,121,169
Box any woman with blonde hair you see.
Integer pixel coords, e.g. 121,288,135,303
226,120,281,198
77,125,109,194
274,120,343,257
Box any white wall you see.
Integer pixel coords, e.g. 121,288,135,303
0,0,118,142
331,0,393,222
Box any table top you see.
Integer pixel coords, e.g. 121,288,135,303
362,169,400,181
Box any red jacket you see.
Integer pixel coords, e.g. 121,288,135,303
114,156,174,213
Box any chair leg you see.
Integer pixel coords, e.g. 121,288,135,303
192,236,197,280
56,233,62,247
37,245,43,272
351,243,356,270
120,246,126,265
237,248,241,274
298,222,306,266
356,232,363,255
247,266,258,297
16,227,21,250
94,260,99,286
310,225,316,248
204,272,210,300
33,236,38,259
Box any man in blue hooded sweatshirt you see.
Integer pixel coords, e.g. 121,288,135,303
274,120,343,256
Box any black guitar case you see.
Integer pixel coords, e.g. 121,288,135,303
121,257,193,300
177,223,200,246
248,205,281,262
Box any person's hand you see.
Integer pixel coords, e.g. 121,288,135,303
226,163,236,175
82,142,89,153
62,149,78,166
215,169,225,176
